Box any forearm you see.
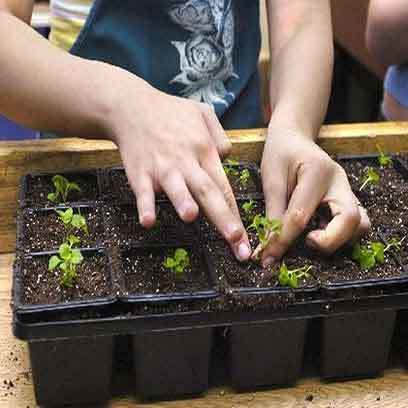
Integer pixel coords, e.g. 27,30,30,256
266,0,333,138
366,0,408,67
0,11,143,139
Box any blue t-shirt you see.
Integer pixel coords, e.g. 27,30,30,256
384,64,408,110
70,0,263,129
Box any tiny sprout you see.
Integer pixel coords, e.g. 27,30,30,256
352,236,405,269
376,145,393,167
47,175,81,204
163,248,190,276
359,167,380,191
48,237,83,288
278,262,313,289
242,200,256,221
223,158,240,177
239,169,251,186
56,207,88,236
248,214,282,248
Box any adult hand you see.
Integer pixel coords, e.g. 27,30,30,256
257,126,371,267
108,77,251,262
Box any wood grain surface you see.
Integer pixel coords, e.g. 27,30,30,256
2,252,408,406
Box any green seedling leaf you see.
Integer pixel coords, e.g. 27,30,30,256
49,255,62,271
163,248,190,276
376,145,393,167
67,234,81,247
223,158,240,177
278,262,312,289
56,208,74,225
359,167,380,191
70,248,83,265
249,214,282,247
352,239,399,270
239,169,251,186
47,192,58,203
59,242,72,260
48,174,82,203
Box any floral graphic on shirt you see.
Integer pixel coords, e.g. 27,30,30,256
168,0,238,107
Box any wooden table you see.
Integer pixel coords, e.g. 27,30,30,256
2,123,408,406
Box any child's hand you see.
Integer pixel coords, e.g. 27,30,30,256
258,126,371,267
108,78,251,262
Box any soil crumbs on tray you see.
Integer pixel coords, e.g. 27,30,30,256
123,247,211,295
22,254,111,305
22,207,103,252
27,173,98,206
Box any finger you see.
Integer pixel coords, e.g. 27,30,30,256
186,164,251,262
125,169,156,228
353,204,371,241
306,200,361,253
261,164,327,266
199,104,231,159
201,150,241,219
252,160,287,261
160,170,199,223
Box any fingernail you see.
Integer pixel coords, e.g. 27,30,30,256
179,201,192,217
236,243,251,261
262,256,275,268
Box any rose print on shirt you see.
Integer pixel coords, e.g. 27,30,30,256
168,0,238,107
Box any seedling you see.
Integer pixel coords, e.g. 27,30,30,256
352,236,405,269
376,145,393,167
223,158,239,177
241,200,256,222
47,174,81,203
48,235,83,288
248,214,282,248
56,207,88,236
163,248,190,276
278,262,313,289
359,167,380,191
239,168,251,186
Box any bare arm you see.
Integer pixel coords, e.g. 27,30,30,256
266,0,333,137
0,0,251,261
258,0,370,266
366,0,408,68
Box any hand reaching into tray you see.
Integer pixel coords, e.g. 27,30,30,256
111,80,251,262
258,127,371,268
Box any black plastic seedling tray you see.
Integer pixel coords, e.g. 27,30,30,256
13,248,117,319
11,157,408,406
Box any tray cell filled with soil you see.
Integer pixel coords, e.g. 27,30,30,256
222,160,263,197
15,249,115,313
19,205,104,253
338,155,408,236
121,245,219,302
105,203,196,247
21,170,100,207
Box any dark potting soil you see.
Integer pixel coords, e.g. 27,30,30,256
339,158,408,234
25,172,99,206
105,204,196,247
199,199,266,242
225,165,262,196
122,247,212,295
21,207,103,252
340,157,408,271
206,236,317,290
22,253,112,306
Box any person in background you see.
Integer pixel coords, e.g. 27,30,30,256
0,0,370,266
366,0,408,121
